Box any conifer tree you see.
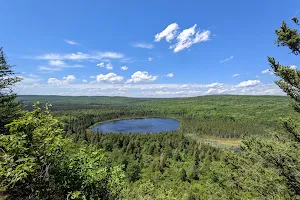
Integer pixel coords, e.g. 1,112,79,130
266,17,300,195
0,47,22,134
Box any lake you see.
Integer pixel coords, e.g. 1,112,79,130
92,118,180,134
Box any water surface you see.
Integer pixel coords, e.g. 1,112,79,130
92,118,180,133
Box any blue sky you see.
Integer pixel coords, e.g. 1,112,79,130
1,0,300,97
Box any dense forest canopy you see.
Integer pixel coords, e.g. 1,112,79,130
1,17,300,200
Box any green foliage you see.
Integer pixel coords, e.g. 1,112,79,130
179,168,187,181
126,162,141,182
19,95,297,140
274,18,300,55
266,17,300,196
16,94,300,199
0,47,22,134
0,103,125,199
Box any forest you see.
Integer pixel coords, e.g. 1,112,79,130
13,94,297,199
1,15,300,200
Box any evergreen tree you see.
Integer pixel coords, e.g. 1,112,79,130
267,17,300,195
0,47,22,134
179,168,187,181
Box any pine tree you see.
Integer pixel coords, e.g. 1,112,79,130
0,47,22,134
266,17,300,195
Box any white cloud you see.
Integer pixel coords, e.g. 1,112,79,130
96,62,113,70
194,30,210,43
220,56,233,63
90,76,95,79
106,63,113,70
47,75,76,86
126,71,158,83
47,78,62,85
35,52,124,61
236,80,260,87
232,74,239,77
148,57,153,62
17,81,285,97
96,73,124,83
98,52,124,59
133,43,154,49
83,79,88,83
206,83,224,88
170,24,210,53
205,88,229,94
166,73,174,78
155,23,179,42
39,61,83,72
97,62,104,67
38,66,61,72
121,66,128,71
64,75,76,83
261,69,273,75
290,65,297,69
49,60,65,66
64,40,80,45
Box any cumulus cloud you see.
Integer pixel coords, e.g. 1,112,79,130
82,79,88,83
96,73,124,83
121,66,128,71
148,57,153,62
170,24,210,53
90,76,95,79
126,71,158,83
154,23,179,42
236,80,260,87
34,52,124,61
220,56,233,63
64,40,80,45
166,73,174,78
96,62,113,70
133,43,154,49
232,74,239,77
205,88,229,94
18,80,285,97
47,75,76,86
106,63,113,70
261,69,273,75
206,83,224,88
64,75,76,83
290,65,297,69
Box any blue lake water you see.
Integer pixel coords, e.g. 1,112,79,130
92,118,180,133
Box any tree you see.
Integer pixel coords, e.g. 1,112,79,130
159,153,166,173
267,17,300,195
0,47,22,134
0,104,125,199
126,162,141,182
179,168,187,181
201,18,300,199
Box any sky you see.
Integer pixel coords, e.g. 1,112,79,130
1,0,300,97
